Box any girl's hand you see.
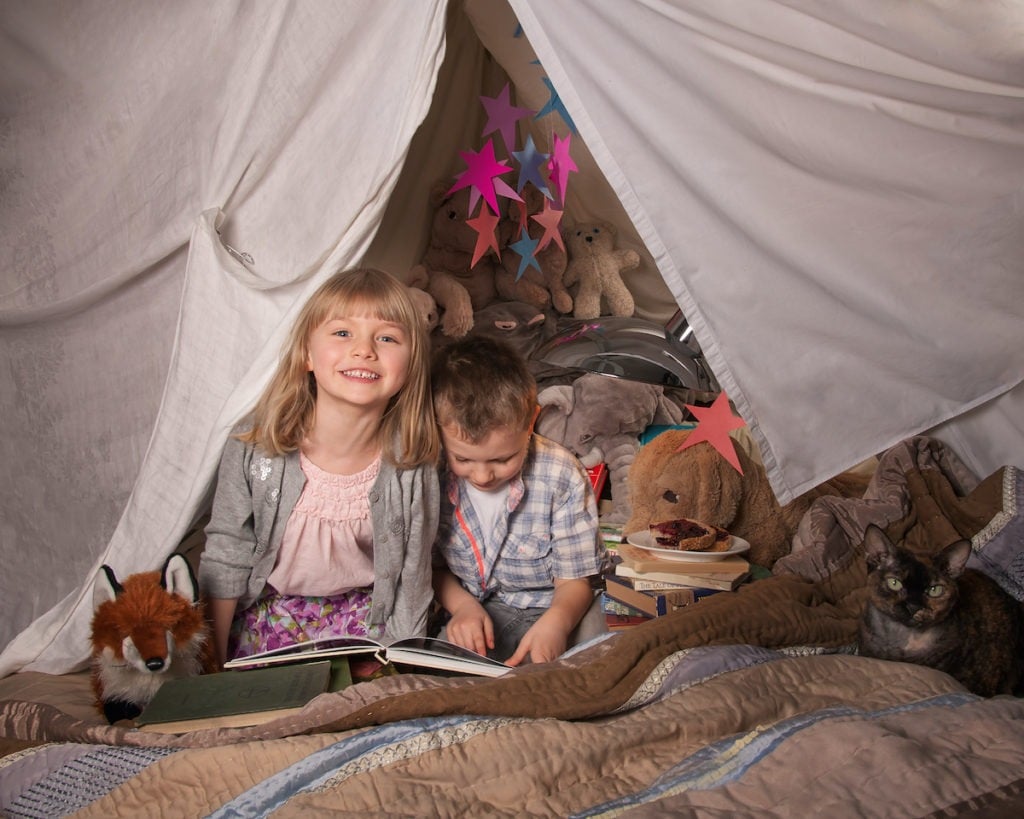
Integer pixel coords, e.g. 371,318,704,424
445,598,494,657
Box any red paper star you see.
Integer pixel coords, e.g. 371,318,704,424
530,198,565,252
467,203,502,268
511,199,530,233
677,391,747,474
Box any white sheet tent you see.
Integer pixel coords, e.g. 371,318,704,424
2,0,1022,677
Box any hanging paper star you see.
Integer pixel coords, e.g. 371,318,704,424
510,198,530,234
535,76,577,134
465,177,522,216
480,82,534,155
508,226,542,281
530,198,565,252
492,177,523,205
512,134,551,197
447,138,514,216
547,133,578,208
467,203,502,268
677,391,747,474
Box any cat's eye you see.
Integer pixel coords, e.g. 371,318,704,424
662,490,679,503
926,584,945,598
885,577,903,592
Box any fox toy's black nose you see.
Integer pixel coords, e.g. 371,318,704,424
145,658,166,671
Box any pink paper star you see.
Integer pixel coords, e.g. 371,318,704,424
448,138,514,216
530,198,565,252
547,133,577,208
492,177,523,205
480,82,534,154
677,391,747,474
467,203,502,268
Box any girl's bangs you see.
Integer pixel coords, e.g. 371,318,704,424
320,284,410,328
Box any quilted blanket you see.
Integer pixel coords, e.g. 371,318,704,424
2,436,1022,816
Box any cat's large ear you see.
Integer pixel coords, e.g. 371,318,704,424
862,524,894,571
940,539,972,579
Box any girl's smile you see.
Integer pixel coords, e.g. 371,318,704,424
307,313,410,410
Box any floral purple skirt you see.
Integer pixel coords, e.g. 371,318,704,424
229,586,384,660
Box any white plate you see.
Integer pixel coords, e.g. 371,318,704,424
625,531,750,562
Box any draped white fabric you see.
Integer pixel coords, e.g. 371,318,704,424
512,0,1024,498
2,0,1023,676
0,0,447,674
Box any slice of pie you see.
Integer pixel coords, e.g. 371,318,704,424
649,517,731,552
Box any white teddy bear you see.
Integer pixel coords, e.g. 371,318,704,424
563,221,639,319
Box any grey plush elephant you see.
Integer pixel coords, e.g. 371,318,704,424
536,373,685,525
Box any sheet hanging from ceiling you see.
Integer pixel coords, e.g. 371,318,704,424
0,0,447,674
511,0,1024,500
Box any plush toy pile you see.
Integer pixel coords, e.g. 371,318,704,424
536,373,685,525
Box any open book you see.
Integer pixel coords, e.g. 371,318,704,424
223,635,512,678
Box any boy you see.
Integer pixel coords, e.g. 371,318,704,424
431,337,607,666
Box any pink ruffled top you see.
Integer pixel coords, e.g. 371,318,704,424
267,451,379,596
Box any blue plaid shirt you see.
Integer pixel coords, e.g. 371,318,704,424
434,434,605,609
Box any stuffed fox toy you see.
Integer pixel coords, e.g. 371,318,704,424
90,553,215,723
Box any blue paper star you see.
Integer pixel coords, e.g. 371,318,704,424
512,134,551,197
535,77,577,134
509,227,542,281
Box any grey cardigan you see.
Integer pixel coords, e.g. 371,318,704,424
198,434,440,643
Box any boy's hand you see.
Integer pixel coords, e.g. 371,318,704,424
445,598,495,658
506,577,594,667
505,615,568,666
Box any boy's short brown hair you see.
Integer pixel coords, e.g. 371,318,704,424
431,337,537,443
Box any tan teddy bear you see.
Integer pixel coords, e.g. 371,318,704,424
496,186,572,315
412,182,506,337
622,428,872,568
405,266,440,332
563,221,639,319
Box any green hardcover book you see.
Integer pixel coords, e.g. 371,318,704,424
135,659,336,734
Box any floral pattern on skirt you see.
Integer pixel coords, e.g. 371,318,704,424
229,586,383,660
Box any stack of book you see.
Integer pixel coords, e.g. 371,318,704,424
602,542,750,625
602,594,652,630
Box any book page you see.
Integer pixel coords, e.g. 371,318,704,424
389,637,510,671
224,636,384,669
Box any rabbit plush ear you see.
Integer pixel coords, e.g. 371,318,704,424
161,554,200,605
93,565,122,609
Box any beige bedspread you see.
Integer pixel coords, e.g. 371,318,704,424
2,436,1022,816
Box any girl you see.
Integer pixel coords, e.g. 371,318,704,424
198,267,441,668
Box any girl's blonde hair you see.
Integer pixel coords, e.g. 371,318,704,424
240,267,439,469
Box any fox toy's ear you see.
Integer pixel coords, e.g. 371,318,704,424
93,565,123,609
161,553,200,606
